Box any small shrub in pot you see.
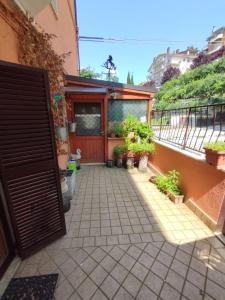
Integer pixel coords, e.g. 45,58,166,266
113,145,123,168
128,142,155,171
204,141,225,169
154,170,184,204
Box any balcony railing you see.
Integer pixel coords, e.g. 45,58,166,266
151,103,225,154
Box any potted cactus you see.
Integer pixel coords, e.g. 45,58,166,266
204,142,225,169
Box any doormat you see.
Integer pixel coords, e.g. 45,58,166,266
1,273,58,300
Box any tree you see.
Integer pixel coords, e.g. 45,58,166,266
141,80,156,88
80,66,101,79
191,46,225,69
155,56,225,106
130,73,134,85
127,72,131,84
190,52,209,69
161,66,180,85
187,46,198,54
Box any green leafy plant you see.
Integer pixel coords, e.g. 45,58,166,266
128,143,155,156
123,114,139,136
137,122,154,142
155,170,182,195
204,141,225,151
113,146,123,158
113,122,125,137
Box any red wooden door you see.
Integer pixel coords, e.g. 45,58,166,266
72,101,104,163
0,61,66,258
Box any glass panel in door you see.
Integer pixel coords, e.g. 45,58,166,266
75,103,102,136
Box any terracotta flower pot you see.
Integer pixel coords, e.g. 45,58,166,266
149,176,157,184
168,193,184,204
204,148,225,169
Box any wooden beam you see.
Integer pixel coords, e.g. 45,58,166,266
148,97,153,125
104,93,110,162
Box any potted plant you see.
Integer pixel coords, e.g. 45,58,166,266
128,142,155,172
123,114,139,142
113,122,125,138
68,121,77,133
113,145,127,167
107,126,116,138
151,170,184,204
204,141,225,169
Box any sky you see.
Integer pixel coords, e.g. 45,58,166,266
76,0,225,85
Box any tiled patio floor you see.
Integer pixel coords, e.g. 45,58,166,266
15,166,225,299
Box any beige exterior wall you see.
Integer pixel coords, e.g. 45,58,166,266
0,0,79,75
35,0,79,75
0,0,20,63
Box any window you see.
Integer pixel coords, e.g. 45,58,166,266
74,103,101,136
108,100,148,126
51,0,58,15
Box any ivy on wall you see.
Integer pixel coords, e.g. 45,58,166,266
16,10,70,127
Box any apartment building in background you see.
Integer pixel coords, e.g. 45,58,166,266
205,26,225,54
148,47,197,88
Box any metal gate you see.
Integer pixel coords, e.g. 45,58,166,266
0,61,66,258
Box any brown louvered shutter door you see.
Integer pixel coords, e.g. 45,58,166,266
0,61,66,258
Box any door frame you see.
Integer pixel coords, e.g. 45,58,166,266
71,96,106,162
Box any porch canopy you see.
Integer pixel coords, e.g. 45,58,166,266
64,75,156,163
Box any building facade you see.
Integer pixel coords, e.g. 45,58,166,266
148,48,197,88
205,27,225,54
0,0,80,75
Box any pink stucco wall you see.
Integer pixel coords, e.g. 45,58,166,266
149,141,225,231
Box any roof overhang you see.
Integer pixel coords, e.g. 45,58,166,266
64,86,108,94
65,75,157,94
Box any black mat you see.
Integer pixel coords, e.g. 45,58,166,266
1,274,58,300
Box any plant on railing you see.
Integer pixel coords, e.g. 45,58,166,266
204,141,225,151
16,10,71,154
204,141,225,168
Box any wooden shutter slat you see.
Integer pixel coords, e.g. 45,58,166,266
0,60,66,258
0,95,47,102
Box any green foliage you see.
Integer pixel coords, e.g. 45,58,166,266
137,122,154,142
113,146,123,158
80,66,101,79
204,141,225,151
127,72,131,84
127,72,134,84
123,114,139,135
130,73,134,85
123,114,153,142
128,143,155,156
155,170,182,195
155,56,225,108
113,122,125,137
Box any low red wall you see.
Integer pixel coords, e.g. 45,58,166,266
149,142,225,228
107,138,125,160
